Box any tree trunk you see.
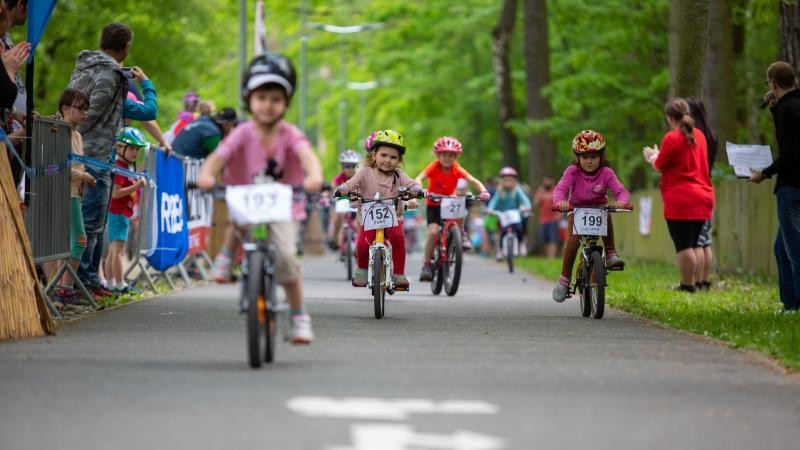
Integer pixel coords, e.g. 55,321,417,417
521,0,555,187
780,0,800,85
491,0,519,169
668,0,681,99
673,0,711,97
703,0,736,165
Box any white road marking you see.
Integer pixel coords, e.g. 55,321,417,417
328,424,505,450
287,396,499,420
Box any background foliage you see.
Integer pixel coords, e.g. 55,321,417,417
17,0,780,183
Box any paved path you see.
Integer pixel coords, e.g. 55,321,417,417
1,254,798,450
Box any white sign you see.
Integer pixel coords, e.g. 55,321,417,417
441,197,467,219
183,158,213,229
225,183,292,225
725,142,773,178
638,196,652,236
287,397,498,420
497,210,522,228
336,198,357,213
329,424,505,450
572,208,608,236
362,201,398,231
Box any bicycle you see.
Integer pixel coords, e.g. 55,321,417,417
555,204,632,319
427,193,478,296
487,208,530,273
334,187,424,319
333,197,358,280
196,175,301,368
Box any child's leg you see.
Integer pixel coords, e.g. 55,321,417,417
602,215,617,255
423,223,439,262
560,216,580,281
63,197,88,287
270,221,313,343
111,240,126,287
355,228,376,270
387,224,407,274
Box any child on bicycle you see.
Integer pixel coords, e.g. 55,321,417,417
327,149,362,251
486,167,532,261
415,136,490,282
335,130,423,290
552,130,630,303
197,53,323,344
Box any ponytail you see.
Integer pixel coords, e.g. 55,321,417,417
665,97,695,145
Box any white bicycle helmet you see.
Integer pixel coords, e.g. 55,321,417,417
338,149,362,165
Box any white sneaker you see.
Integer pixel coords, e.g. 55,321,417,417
552,283,569,303
290,314,314,345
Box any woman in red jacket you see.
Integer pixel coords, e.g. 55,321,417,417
643,97,715,292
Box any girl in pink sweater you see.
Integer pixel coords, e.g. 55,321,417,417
551,130,631,303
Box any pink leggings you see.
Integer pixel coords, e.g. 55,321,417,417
356,224,406,275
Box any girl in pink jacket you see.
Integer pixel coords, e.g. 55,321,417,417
551,130,631,303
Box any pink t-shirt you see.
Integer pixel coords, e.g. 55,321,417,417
216,120,309,186
553,165,630,207
331,171,349,186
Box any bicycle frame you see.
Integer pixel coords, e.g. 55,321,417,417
367,224,395,294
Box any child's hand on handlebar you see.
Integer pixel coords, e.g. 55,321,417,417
612,201,627,209
406,199,419,209
196,174,216,191
555,201,570,212
336,185,350,196
479,191,491,201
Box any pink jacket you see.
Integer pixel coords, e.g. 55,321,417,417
553,165,630,206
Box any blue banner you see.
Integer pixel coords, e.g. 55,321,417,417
146,151,189,271
27,0,57,62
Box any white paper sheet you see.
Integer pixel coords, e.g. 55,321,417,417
725,142,773,178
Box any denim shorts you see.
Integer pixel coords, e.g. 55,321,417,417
107,213,131,243
538,220,561,244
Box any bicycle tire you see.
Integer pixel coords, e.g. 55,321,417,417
577,259,591,317
345,227,354,281
444,226,463,297
504,233,516,273
431,246,443,295
245,251,267,368
263,251,277,363
373,250,385,319
589,250,606,319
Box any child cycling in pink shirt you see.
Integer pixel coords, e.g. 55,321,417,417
552,130,630,303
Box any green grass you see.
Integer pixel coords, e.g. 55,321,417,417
518,257,800,371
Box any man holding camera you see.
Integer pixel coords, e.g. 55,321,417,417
67,22,134,299
750,61,800,312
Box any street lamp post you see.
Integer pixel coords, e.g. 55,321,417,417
347,80,380,147
304,21,383,153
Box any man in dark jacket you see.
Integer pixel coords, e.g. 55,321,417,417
171,107,238,160
67,23,133,298
750,61,800,311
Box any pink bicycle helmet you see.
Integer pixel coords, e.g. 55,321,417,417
433,136,463,154
499,167,518,178
364,130,379,152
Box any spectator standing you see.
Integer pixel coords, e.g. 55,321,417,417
749,61,800,312
643,98,714,293
533,176,560,258
1,0,29,184
171,107,238,159
67,22,134,299
686,96,718,290
198,100,216,117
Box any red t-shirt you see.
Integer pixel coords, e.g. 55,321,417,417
331,171,350,186
534,186,558,223
109,159,136,217
655,128,714,220
422,160,469,206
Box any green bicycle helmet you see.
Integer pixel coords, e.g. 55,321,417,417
116,126,148,147
370,129,406,155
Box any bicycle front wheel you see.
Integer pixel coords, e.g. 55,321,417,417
373,250,385,319
263,254,277,363
431,246,443,295
345,227,354,281
245,251,267,368
444,226,463,297
577,258,591,317
504,233,517,273
588,250,606,319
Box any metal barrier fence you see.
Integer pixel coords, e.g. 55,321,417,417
23,117,95,313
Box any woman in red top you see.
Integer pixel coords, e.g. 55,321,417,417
643,97,715,292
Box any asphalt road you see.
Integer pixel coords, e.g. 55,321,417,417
1,254,799,450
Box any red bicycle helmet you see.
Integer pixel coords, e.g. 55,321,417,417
433,136,463,154
572,130,606,154
498,167,518,178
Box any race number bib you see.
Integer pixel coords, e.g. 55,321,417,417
572,208,608,236
498,210,522,228
225,183,293,225
335,198,357,213
441,197,467,219
361,201,398,231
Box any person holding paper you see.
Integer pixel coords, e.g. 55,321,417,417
749,61,800,311
642,98,714,293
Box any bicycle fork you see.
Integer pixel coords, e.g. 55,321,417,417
367,229,395,293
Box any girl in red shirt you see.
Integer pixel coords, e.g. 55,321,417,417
415,136,490,282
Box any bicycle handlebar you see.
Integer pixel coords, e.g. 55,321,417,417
550,204,634,213
187,182,306,200
333,187,425,203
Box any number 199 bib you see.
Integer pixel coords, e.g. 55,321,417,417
572,208,608,236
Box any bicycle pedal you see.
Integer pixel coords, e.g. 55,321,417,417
607,266,624,271
394,286,409,292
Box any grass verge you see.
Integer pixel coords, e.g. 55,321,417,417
518,257,800,371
